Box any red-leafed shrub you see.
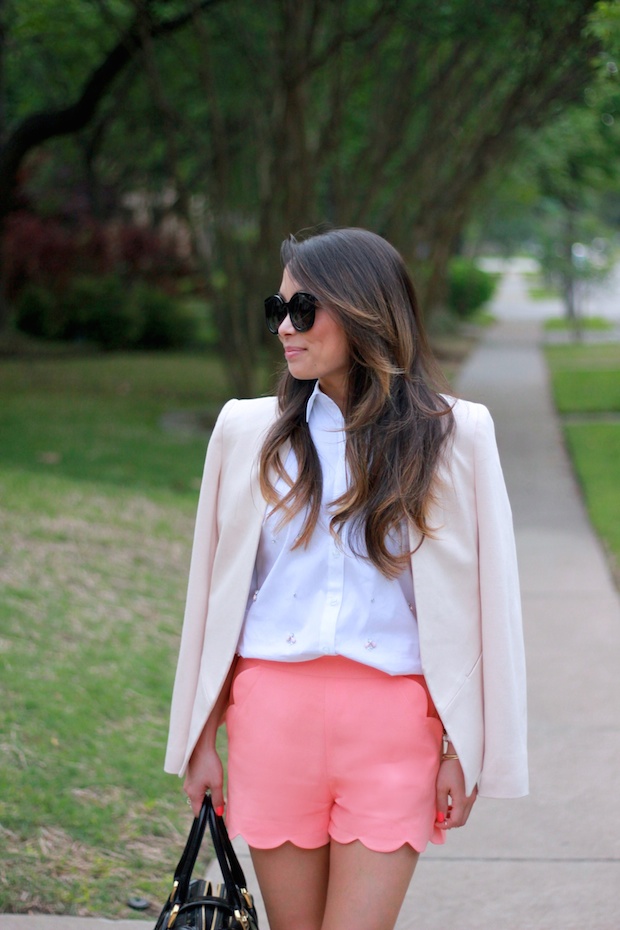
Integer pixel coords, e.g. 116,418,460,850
4,210,200,349
3,211,191,300
4,213,106,298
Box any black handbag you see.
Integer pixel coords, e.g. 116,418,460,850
154,795,259,930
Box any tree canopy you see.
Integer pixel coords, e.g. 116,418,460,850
1,0,613,391
465,2,620,320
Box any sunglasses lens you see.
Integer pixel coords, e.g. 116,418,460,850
264,295,286,334
289,293,316,332
264,292,317,334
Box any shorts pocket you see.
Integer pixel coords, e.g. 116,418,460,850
401,675,441,719
228,663,264,711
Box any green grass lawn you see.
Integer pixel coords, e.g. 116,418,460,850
545,343,620,414
563,423,620,565
545,343,620,576
550,368,620,413
544,315,613,332
0,354,235,496
0,354,233,917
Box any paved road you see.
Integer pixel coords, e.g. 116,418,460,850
3,280,620,930
480,259,620,322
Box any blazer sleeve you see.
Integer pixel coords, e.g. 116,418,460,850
474,405,528,797
164,399,236,775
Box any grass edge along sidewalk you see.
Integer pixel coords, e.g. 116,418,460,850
544,341,620,584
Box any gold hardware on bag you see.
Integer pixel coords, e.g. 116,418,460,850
207,886,221,930
240,888,253,908
168,880,179,903
234,909,250,929
167,904,180,928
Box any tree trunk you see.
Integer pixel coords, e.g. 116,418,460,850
561,206,584,341
0,0,8,332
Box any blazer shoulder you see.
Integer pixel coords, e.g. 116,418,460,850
443,395,494,441
438,397,499,477
215,396,279,446
444,394,491,423
217,395,278,427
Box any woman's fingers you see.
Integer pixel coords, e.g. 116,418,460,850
183,778,225,817
446,795,466,827
183,745,225,816
435,759,477,829
450,786,477,827
434,782,450,829
444,785,477,828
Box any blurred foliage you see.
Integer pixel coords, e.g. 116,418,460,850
447,259,497,320
0,0,614,389
3,211,192,296
15,276,205,350
4,0,129,117
464,1,620,319
3,207,205,349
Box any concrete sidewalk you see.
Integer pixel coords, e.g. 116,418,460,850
3,314,620,929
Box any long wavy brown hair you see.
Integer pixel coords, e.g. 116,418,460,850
259,227,455,579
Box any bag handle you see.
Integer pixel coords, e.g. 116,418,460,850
170,795,252,913
170,797,210,903
206,799,252,906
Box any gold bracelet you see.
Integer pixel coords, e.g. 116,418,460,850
441,752,459,761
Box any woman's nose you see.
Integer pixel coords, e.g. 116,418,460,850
278,313,295,336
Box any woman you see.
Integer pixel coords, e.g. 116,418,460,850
165,228,528,930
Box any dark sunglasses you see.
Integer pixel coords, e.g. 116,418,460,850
264,291,318,334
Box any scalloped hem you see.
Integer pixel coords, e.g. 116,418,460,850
227,825,446,854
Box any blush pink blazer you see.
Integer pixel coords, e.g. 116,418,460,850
164,396,528,798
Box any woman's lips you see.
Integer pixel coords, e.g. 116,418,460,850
284,346,305,359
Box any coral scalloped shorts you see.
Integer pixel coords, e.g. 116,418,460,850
225,656,445,853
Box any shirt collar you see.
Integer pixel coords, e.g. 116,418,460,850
305,381,344,425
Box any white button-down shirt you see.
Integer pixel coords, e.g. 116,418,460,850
237,383,422,675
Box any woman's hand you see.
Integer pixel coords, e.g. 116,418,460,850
183,736,225,817
434,757,477,830
183,658,238,817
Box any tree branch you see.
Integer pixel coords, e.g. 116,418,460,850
0,0,226,216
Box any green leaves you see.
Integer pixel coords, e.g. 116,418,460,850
5,0,132,118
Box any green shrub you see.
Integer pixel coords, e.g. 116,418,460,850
131,282,202,349
448,259,497,319
15,284,66,340
14,276,202,351
63,276,144,350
